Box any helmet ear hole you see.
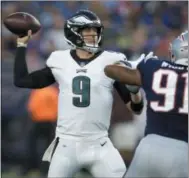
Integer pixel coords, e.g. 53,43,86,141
169,50,174,60
171,54,176,62
172,54,175,60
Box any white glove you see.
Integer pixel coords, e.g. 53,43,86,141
145,51,158,61
125,52,158,94
125,52,157,69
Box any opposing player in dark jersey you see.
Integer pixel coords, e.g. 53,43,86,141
14,10,144,178
104,31,188,178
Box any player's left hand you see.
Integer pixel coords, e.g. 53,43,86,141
132,51,158,65
126,84,140,94
125,51,157,94
145,51,158,60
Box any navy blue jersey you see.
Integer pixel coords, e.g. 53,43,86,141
137,58,188,142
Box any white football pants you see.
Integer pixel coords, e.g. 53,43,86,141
125,134,188,178
44,136,126,178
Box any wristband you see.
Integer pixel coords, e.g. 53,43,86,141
130,99,144,113
17,42,27,47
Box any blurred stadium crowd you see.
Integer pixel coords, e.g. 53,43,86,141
2,1,188,177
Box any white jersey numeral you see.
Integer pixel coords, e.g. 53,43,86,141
178,73,188,114
150,69,188,114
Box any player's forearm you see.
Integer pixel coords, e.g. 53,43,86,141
104,65,142,86
14,47,29,87
14,47,55,88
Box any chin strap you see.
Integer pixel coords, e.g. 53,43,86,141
83,45,100,54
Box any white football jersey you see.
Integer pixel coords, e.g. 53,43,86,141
46,49,126,140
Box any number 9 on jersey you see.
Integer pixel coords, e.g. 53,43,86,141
72,76,91,107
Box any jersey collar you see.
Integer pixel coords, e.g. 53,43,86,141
70,49,103,67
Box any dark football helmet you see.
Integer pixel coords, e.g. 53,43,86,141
64,10,104,53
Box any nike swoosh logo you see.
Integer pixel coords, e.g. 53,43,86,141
100,141,107,147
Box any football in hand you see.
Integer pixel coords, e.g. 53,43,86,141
3,12,41,37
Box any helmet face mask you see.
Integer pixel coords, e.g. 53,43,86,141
169,31,188,66
64,10,104,53
79,26,102,52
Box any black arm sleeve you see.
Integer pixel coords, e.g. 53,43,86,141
14,47,56,89
113,81,131,104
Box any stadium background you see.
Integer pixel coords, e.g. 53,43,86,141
2,1,188,177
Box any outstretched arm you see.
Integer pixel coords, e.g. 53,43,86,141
105,51,158,85
104,64,142,86
14,30,55,88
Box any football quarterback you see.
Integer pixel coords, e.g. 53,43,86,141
14,10,144,177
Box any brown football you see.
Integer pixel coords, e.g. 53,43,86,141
3,12,41,37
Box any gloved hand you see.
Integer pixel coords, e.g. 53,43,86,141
126,84,140,94
130,52,158,67
145,51,158,60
